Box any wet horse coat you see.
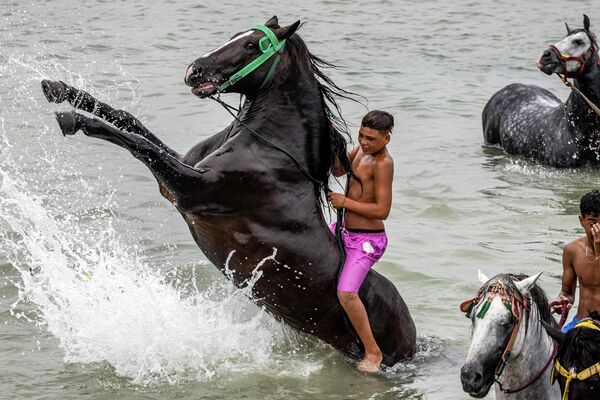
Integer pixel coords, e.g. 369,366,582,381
41,17,416,365
483,15,600,167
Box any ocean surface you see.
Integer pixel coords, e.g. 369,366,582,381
2,1,600,399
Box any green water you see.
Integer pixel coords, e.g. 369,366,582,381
1,1,600,398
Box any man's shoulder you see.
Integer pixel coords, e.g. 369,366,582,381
372,152,394,171
565,237,586,254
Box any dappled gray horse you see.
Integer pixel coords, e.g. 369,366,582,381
460,272,559,399
40,17,416,366
483,15,600,167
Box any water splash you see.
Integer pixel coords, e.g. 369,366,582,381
0,161,322,384
0,49,321,386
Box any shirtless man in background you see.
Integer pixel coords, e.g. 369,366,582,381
552,190,600,332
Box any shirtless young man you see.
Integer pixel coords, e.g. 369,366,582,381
327,110,394,372
552,190,600,332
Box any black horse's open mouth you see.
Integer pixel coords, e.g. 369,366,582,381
191,81,220,98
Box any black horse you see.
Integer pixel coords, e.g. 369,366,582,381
544,312,600,400
483,15,600,167
40,17,416,366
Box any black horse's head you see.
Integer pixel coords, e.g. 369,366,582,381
184,16,300,98
183,16,361,193
544,311,600,400
537,14,599,78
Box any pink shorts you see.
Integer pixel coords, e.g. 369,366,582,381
330,222,388,292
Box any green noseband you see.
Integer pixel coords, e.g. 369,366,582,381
218,25,286,93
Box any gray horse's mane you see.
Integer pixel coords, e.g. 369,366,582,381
483,273,558,328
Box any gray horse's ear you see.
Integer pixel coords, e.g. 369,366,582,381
478,269,490,284
565,21,572,34
265,15,279,29
275,20,301,40
541,320,565,344
515,271,543,295
584,14,591,32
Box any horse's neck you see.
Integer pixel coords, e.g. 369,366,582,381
243,72,325,128
240,73,328,166
565,66,600,133
495,304,557,399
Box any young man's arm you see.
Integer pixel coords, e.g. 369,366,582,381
552,243,577,313
329,158,393,219
332,145,360,177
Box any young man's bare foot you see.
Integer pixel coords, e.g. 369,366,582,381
357,351,383,372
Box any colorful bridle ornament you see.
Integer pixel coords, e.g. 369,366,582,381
551,319,600,400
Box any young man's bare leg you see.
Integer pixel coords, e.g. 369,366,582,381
338,291,382,371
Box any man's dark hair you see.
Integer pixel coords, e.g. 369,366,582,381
361,110,394,134
580,190,600,216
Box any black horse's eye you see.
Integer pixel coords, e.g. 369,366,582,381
246,42,257,50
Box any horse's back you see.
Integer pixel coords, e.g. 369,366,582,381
482,83,561,148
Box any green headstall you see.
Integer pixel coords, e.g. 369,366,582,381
217,24,286,93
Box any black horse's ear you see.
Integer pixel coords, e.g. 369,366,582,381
265,15,279,29
565,21,571,34
584,14,591,32
541,320,565,344
274,20,301,40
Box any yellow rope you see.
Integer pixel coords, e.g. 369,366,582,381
553,319,600,399
574,320,600,332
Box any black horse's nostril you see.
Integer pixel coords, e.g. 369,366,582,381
473,372,483,385
185,65,203,85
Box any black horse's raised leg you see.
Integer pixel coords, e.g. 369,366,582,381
41,80,179,158
54,111,213,204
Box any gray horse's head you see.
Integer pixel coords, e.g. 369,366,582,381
537,14,598,77
460,271,542,398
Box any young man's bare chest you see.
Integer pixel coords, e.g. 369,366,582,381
573,243,600,289
349,154,375,200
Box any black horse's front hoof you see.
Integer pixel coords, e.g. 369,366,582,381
54,111,82,136
41,80,69,103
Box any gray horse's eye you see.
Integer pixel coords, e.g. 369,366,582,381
573,38,585,46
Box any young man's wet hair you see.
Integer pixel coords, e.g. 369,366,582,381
580,190,600,216
361,110,394,134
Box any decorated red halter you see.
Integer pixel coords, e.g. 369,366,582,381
549,30,600,78
460,281,556,394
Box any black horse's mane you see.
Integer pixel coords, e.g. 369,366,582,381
485,273,557,328
558,311,600,371
283,30,364,191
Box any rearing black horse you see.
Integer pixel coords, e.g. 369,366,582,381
40,17,416,366
483,15,600,167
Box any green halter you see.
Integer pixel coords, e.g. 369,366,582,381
217,25,286,93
